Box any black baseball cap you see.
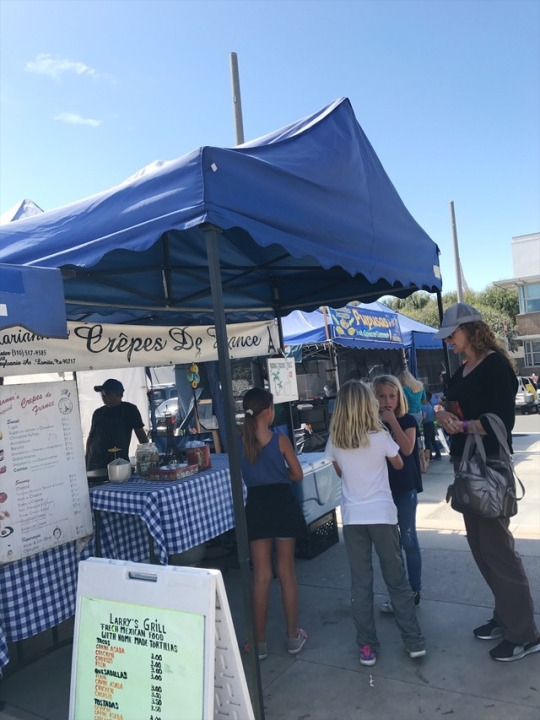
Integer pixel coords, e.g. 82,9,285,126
94,378,124,394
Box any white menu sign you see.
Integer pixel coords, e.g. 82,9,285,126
0,380,93,564
266,357,299,404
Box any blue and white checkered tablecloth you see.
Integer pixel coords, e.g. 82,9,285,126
89,453,240,565
0,630,7,671
0,541,80,667
0,454,244,670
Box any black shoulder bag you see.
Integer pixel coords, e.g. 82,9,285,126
446,413,525,519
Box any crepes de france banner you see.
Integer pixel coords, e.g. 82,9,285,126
0,320,279,376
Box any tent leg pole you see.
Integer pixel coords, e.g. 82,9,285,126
204,225,265,720
436,291,451,376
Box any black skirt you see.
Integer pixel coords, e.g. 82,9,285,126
245,483,306,541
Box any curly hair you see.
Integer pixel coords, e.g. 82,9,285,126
460,321,516,371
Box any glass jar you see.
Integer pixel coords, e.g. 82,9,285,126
135,442,159,476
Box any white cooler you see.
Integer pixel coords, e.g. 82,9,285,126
293,452,342,525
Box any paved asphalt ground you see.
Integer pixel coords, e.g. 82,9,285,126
1,414,539,720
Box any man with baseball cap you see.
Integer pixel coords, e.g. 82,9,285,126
86,378,148,471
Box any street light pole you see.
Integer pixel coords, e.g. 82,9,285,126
230,52,245,145
449,201,464,303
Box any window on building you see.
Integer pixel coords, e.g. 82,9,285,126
524,339,540,367
519,282,540,313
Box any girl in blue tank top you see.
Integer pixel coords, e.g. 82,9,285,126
240,387,307,661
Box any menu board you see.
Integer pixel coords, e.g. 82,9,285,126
0,380,93,563
74,597,205,719
70,559,255,720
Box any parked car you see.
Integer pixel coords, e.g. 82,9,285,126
515,376,539,415
147,383,177,410
154,389,205,436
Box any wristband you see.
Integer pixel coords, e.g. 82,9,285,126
462,420,469,433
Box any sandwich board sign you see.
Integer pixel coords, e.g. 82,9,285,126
69,557,254,720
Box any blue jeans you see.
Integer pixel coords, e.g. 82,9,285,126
392,489,422,593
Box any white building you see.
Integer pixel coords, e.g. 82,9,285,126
495,232,540,373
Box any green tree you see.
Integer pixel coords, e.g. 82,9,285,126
384,286,519,351
477,285,519,321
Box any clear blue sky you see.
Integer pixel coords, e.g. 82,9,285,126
1,0,538,295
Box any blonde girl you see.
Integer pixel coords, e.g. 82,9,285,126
398,368,426,426
324,380,426,666
240,387,307,661
373,374,423,610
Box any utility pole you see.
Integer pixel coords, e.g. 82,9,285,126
449,201,464,303
229,52,245,145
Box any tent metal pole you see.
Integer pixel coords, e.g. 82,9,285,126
272,284,298,450
321,305,339,390
436,290,451,376
204,224,265,720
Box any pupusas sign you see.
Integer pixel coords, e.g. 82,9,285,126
329,305,402,344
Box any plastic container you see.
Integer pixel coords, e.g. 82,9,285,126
295,510,339,559
135,442,160,476
185,442,211,471
107,459,132,483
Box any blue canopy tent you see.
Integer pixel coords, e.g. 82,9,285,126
392,307,442,377
0,200,68,338
0,97,442,718
0,98,440,324
0,263,68,338
283,301,440,377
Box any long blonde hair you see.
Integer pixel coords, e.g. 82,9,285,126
329,380,384,449
398,368,424,393
372,375,409,418
242,387,273,464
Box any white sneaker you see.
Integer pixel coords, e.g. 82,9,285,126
380,600,394,614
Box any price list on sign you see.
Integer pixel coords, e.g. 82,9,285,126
70,559,255,720
74,596,205,720
0,380,93,563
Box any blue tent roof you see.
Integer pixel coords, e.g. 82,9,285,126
366,301,441,349
283,302,441,351
0,98,441,325
0,263,68,338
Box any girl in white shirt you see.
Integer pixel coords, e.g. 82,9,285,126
324,380,426,666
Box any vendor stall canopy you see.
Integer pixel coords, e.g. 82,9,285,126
283,302,442,351
0,97,442,326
